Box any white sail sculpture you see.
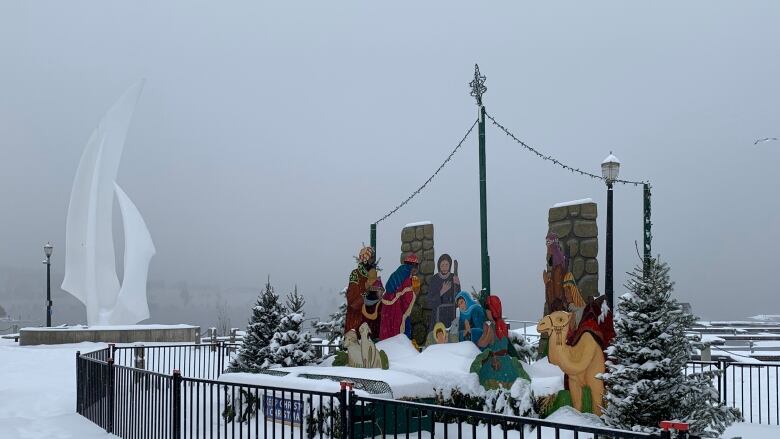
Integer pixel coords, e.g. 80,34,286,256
61,81,156,326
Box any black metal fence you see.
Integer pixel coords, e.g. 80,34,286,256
78,344,709,439
77,344,346,439
350,393,659,439
76,351,113,431
688,359,780,425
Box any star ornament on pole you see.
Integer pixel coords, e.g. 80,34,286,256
469,64,487,106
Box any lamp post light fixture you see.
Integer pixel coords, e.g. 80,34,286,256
43,242,53,327
601,153,620,309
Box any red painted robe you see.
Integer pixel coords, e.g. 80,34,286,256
379,276,416,340
345,268,368,334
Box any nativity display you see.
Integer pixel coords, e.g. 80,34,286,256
537,309,612,416
455,291,485,344
344,322,389,369
543,232,586,327
427,253,460,331
379,253,420,340
424,322,459,347
470,295,530,389
345,246,384,336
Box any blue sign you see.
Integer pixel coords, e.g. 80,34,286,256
263,395,303,425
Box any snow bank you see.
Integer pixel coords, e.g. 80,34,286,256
750,314,780,322
524,357,565,396
375,334,420,362
390,341,484,396
545,406,604,429
221,365,432,399
0,341,113,439
510,326,540,339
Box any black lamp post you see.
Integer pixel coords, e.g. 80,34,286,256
601,153,620,309
43,242,53,327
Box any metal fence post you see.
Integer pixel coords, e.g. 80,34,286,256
339,381,349,439
720,359,728,404
348,387,356,439
210,327,217,352
218,341,225,374
76,351,81,414
339,381,354,439
106,357,115,434
229,328,238,353
134,344,146,369
172,369,182,439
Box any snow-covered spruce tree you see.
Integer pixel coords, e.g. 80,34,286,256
266,287,316,368
314,287,347,344
227,278,284,372
602,257,740,437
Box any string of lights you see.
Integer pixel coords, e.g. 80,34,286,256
485,112,649,187
374,119,478,224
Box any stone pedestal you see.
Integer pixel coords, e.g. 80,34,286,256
400,222,434,346
548,201,599,300
540,200,599,357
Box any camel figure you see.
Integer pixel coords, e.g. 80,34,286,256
537,311,605,416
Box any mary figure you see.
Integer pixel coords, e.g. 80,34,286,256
455,291,485,344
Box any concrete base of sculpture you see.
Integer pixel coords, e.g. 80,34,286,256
19,324,199,346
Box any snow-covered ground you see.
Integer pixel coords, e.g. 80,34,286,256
0,337,777,438
0,338,116,439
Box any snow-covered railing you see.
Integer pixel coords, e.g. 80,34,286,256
111,342,238,380
688,359,780,426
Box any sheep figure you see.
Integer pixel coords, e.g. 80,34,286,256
358,323,382,368
343,329,364,368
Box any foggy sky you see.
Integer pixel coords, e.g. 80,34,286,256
1,1,779,327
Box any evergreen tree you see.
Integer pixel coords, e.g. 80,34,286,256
602,257,740,437
313,288,347,344
266,287,316,368
227,277,283,372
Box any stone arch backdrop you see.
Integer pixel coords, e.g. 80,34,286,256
400,222,435,346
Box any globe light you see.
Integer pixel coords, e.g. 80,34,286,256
43,242,53,258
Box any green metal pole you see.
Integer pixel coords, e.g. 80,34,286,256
470,64,490,299
370,223,377,252
478,105,490,296
643,183,652,272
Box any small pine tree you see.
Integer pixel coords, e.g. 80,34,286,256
314,288,347,344
228,277,284,372
266,287,315,368
602,257,740,437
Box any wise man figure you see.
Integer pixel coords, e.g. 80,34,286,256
379,253,420,340
345,246,384,336
543,232,585,328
